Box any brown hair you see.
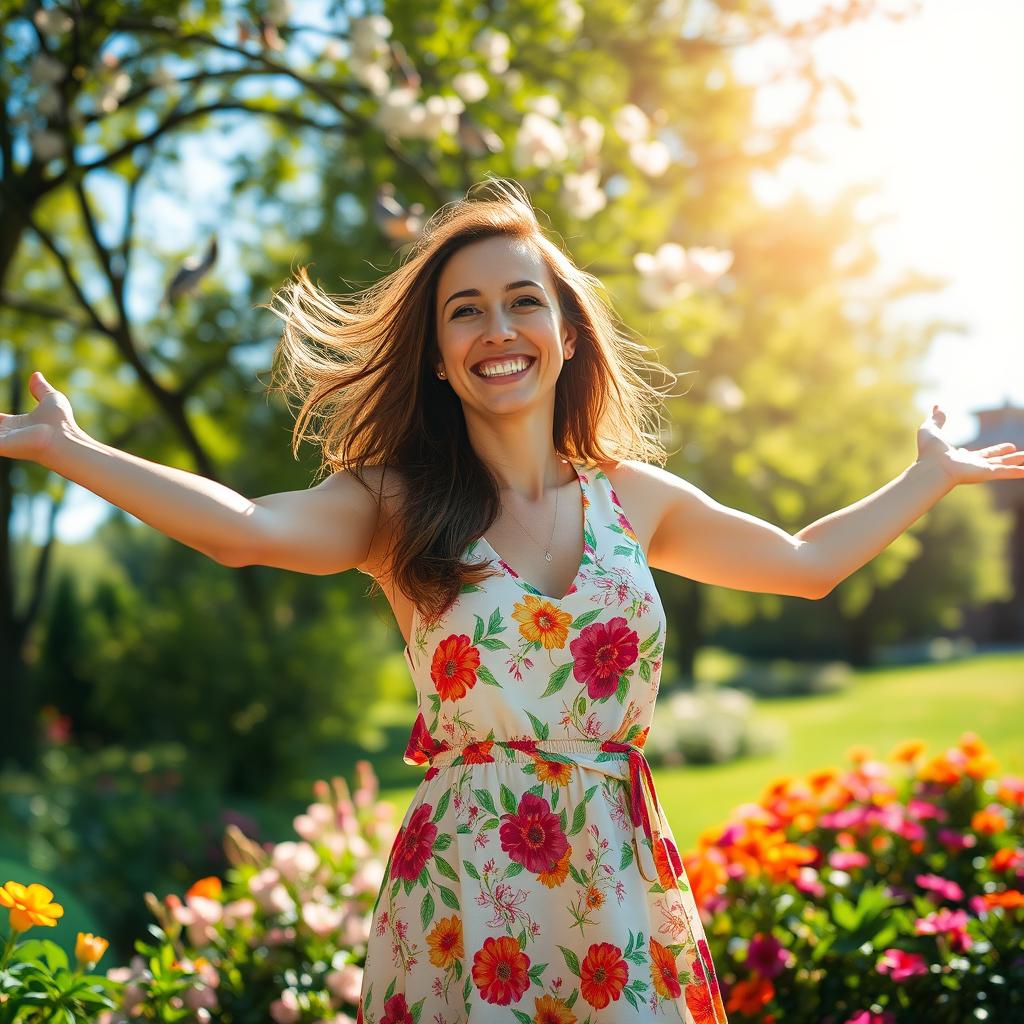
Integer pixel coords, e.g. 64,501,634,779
263,176,680,622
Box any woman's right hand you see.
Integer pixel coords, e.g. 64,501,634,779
0,371,82,467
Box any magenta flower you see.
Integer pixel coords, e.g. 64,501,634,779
829,850,869,871
843,1012,895,1024
915,908,973,952
915,872,965,902
498,792,568,872
876,948,928,982
569,617,639,699
745,932,789,978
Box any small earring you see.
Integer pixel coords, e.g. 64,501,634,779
437,368,446,379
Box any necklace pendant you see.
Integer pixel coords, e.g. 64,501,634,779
544,551,553,562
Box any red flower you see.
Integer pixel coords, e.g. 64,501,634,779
380,992,413,1024
579,941,628,1008
402,711,450,767
499,792,568,872
461,740,495,764
471,935,531,1004
507,738,540,756
430,634,481,701
390,803,438,881
569,617,639,699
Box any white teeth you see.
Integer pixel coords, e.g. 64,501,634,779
476,357,532,378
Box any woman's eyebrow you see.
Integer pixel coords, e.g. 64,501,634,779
443,279,543,310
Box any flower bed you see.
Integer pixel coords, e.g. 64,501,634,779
1,734,1020,1023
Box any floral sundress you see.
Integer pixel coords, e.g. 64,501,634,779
357,460,729,1024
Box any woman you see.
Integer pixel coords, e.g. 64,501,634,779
2,178,1021,1024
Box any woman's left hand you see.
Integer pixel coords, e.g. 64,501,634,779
917,404,1024,487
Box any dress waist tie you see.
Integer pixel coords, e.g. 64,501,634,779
424,737,682,886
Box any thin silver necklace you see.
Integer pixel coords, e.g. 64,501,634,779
498,462,566,561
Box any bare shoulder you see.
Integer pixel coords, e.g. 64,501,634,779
590,458,674,556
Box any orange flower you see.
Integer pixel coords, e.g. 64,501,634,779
683,851,728,909
426,914,463,969
979,889,1024,910
471,935,531,1005
430,634,481,702
919,754,962,785
512,596,573,650
533,993,577,1024
534,758,573,786
991,848,1024,872
186,876,222,901
996,775,1024,806
579,941,628,1009
845,745,874,765
958,732,989,758
584,885,604,910
0,881,64,934
890,739,927,763
649,937,681,999
972,806,1010,835
538,845,572,888
725,976,775,1016
652,835,683,890
75,932,109,967
462,740,495,764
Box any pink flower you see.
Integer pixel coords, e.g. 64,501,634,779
876,948,928,982
915,908,973,952
569,617,639,699
915,873,964,902
829,850,870,871
843,1012,895,1024
269,989,301,1023
499,792,568,872
745,932,789,978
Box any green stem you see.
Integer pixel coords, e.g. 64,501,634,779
0,932,18,972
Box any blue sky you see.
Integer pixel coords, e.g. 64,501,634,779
13,0,1023,544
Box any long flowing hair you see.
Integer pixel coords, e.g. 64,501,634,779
263,177,680,621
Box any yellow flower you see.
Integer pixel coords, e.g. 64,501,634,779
75,932,109,967
512,596,573,649
0,881,64,934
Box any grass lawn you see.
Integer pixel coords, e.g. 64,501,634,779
368,650,1024,855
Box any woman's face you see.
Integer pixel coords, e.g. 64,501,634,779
433,235,576,411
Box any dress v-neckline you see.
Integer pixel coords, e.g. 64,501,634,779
403,460,589,664
478,458,588,604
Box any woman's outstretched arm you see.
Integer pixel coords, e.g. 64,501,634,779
1,371,379,575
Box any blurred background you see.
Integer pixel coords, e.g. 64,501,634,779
1,0,1022,966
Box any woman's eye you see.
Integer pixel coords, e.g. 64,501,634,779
452,296,541,318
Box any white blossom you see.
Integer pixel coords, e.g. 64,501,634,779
452,70,489,104
629,138,671,176
612,103,650,144
513,111,569,169
34,8,74,34
473,28,511,74
562,169,607,219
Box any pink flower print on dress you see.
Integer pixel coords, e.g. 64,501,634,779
569,616,639,699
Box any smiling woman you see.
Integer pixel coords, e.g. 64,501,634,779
257,177,734,1023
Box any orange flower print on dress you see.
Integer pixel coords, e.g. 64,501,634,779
537,844,572,888
426,914,464,969
687,937,728,1023
461,739,495,764
499,792,569,872
579,941,629,1009
534,757,573,786
390,803,437,881
430,634,481,701
569,617,639,699
650,936,682,999
471,935,531,1005
653,833,685,889
533,993,577,1023
512,595,573,649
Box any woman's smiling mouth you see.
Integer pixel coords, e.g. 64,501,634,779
471,355,536,381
